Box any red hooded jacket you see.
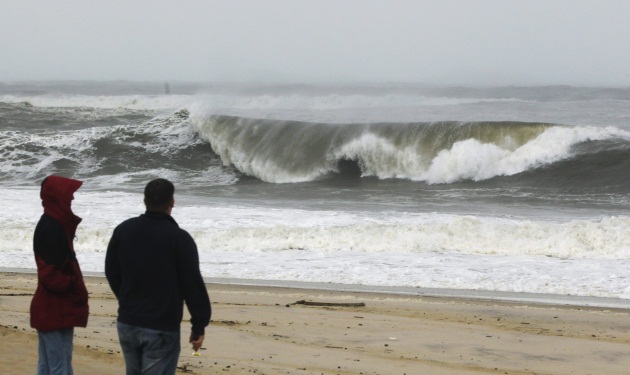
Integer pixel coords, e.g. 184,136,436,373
30,176,89,331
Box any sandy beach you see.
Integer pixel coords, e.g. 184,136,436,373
1,272,629,374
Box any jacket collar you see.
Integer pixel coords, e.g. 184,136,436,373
143,210,178,226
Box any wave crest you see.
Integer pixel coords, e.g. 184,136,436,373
193,115,630,184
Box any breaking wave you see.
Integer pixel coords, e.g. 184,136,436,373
191,114,630,185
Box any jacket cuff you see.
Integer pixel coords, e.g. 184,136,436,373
191,325,205,337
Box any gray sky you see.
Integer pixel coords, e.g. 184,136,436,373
2,0,630,86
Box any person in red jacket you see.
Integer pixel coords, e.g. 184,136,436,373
31,175,89,375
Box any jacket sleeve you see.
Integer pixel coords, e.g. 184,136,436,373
177,230,211,336
34,220,76,293
105,227,122,298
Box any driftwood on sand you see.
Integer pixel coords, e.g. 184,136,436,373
292,300,366,307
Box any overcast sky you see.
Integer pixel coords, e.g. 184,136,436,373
2,0,630,86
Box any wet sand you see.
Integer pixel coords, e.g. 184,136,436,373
1,271,630,374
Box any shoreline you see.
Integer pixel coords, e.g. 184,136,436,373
5,267,630,310
2,271,630,374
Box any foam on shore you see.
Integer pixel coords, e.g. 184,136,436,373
7,267,629,310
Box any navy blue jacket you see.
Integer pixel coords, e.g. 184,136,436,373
105,211,211,335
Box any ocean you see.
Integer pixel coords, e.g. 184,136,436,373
1,81,629,300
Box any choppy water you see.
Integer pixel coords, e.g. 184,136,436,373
1,81,629,299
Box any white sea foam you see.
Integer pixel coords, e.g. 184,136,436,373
423,125,630,183
2,187,629,298
0,94,192,111
1,92,525,114
194,94,526,111
335,133,427,180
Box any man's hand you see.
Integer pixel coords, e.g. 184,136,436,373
189,332,205,351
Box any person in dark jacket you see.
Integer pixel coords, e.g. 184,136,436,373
31,175,89,375
105,178,211,375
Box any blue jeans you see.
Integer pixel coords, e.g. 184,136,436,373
38,328,74,375
117,322,181,375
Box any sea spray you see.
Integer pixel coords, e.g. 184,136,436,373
2,82,630,299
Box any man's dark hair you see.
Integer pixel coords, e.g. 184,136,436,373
144,178,174,211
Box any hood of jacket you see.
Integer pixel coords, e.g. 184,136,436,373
40,175,83,242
